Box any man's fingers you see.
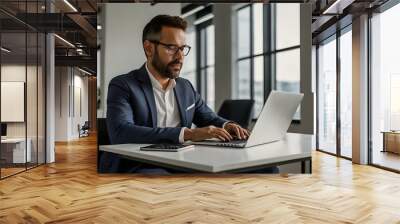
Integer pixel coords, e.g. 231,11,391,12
215,128,232,141
238,127,246,139
233,126,242,139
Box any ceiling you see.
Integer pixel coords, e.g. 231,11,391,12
0,0,97,75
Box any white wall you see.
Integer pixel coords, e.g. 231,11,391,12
55,67,89,141
99,3,181,117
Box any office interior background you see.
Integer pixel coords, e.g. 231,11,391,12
0,0,97,179
0,0,400,222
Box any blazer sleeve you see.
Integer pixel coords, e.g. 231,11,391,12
189,81,229,128
106,76,181,144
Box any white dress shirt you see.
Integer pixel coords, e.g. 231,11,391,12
145,63,186,143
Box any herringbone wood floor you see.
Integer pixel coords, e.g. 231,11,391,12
1,134,400,224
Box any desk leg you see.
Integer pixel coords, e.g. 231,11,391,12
301,158,312,174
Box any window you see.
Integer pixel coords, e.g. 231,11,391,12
236,4,264,117
235,3,301,119
274,4,301,120
197,20,215,110
316,25,353,159
339,28,352,158
180,29,197,88
317,36,337,155
0,1,47,179
370,2,400,171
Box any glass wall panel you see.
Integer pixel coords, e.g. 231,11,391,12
38,33,45,165
0,1,46,179
318,37,337,154
371,3,400,171
1,27,28,177
27,31,38,169
339,29,352,158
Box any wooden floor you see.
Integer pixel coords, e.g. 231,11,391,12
1,134,400,224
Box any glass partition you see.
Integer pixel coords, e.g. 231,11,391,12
0,1,46,179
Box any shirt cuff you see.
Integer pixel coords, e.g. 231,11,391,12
179,127,187,143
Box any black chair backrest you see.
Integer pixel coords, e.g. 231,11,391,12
82,121,90,129
217,99,254,129
97,118,110,145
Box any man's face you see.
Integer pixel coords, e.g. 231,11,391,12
149,27,186,79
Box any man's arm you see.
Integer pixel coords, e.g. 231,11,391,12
188,82,228,128
106,77,181,144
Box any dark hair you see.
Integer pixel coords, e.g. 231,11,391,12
142,15,187,44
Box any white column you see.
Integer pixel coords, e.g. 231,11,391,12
46,32,55,163
352,14,369,164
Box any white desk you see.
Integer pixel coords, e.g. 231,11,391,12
1,138,31,163
99,133,312,173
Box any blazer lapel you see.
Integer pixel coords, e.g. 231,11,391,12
136,64,157,127
174,81,188,127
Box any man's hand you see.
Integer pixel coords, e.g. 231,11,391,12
184,125,233,142
223,122,250,140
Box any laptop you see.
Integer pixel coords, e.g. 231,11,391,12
190,91,304,148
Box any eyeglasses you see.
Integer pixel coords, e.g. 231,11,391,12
150,40,191,56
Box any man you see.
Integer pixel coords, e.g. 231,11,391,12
101,15,250,173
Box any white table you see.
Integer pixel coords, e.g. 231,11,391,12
99,133,312,173
1,138,31,163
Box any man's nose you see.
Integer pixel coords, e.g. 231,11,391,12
174,49,184,60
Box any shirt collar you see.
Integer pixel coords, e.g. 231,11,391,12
145,62,176,92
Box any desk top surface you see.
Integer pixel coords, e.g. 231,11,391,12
99,133,312,172
1,138,28,143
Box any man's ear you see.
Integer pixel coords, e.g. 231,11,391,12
143,40,153,58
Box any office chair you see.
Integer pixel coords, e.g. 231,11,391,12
97,118,110,145
97,118,111,173
217,99,254,129
78,121,90,138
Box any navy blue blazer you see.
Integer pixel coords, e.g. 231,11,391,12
106,64,228,145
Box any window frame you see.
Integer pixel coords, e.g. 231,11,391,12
315,24,353,161
235,4,301,121
196,18,214,109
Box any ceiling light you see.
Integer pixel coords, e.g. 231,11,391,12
54,34,75,48
194,14,214,25
322,0,353,15
78,67,92,76
97,25,102,30
181,5,205,18
1,47,11,53
63,0,78,12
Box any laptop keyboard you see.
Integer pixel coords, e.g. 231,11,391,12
213,140,247,148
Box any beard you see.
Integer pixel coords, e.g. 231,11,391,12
151,50,182,79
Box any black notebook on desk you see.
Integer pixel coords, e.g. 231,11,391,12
140,144,194,152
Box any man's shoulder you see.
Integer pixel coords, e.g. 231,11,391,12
109,68,143,85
